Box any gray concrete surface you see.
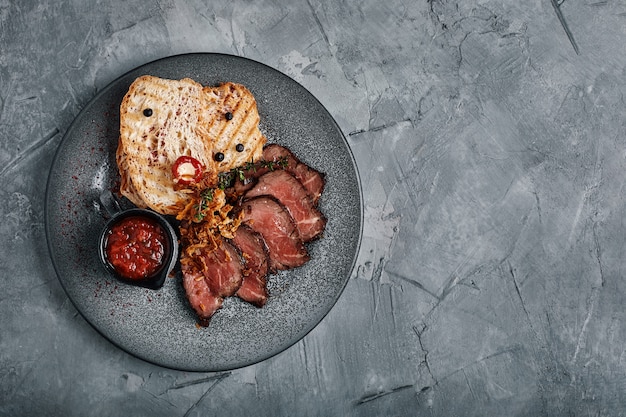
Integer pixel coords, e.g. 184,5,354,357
3,0,626,415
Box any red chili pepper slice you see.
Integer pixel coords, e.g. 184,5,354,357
172,156,204,185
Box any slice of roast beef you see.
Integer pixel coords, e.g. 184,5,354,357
238,196,310,272
262,144,326,205
180,230,244,326
181,268,223,327
245,170,326,242
230,224,270,307
227,144,326,204
202,238,244,297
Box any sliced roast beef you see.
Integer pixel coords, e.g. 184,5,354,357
245,170,326,242
180,229,244,326
202,238,244,297
238,196,309,272
227,144,326,204
181,268,223,327
230,224,270,307
262,144,326,205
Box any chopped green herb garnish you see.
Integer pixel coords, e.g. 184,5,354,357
217,157,289,190
193,188,214,221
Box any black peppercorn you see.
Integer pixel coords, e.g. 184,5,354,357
143,108,153,117
236,143,244,152
214,152,225,162
225,112,233,120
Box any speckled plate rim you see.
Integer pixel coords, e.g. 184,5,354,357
44,53,363,372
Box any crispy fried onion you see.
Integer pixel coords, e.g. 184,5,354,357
179,220,218,266
177,187,242,271
177,188,241,235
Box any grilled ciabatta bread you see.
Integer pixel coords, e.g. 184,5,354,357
117,76,216,214
116,75,267,215
204,82,267,173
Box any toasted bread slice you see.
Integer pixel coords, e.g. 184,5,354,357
117,76,267,215
203,82,266,172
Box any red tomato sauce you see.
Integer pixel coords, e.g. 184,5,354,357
104,216,167,280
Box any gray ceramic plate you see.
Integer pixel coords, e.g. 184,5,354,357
45,53,362,371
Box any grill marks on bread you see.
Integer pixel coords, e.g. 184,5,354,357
118,76,217,215
205,83,266,172
117,76,266,215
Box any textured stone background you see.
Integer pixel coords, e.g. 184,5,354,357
2,0,626,415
